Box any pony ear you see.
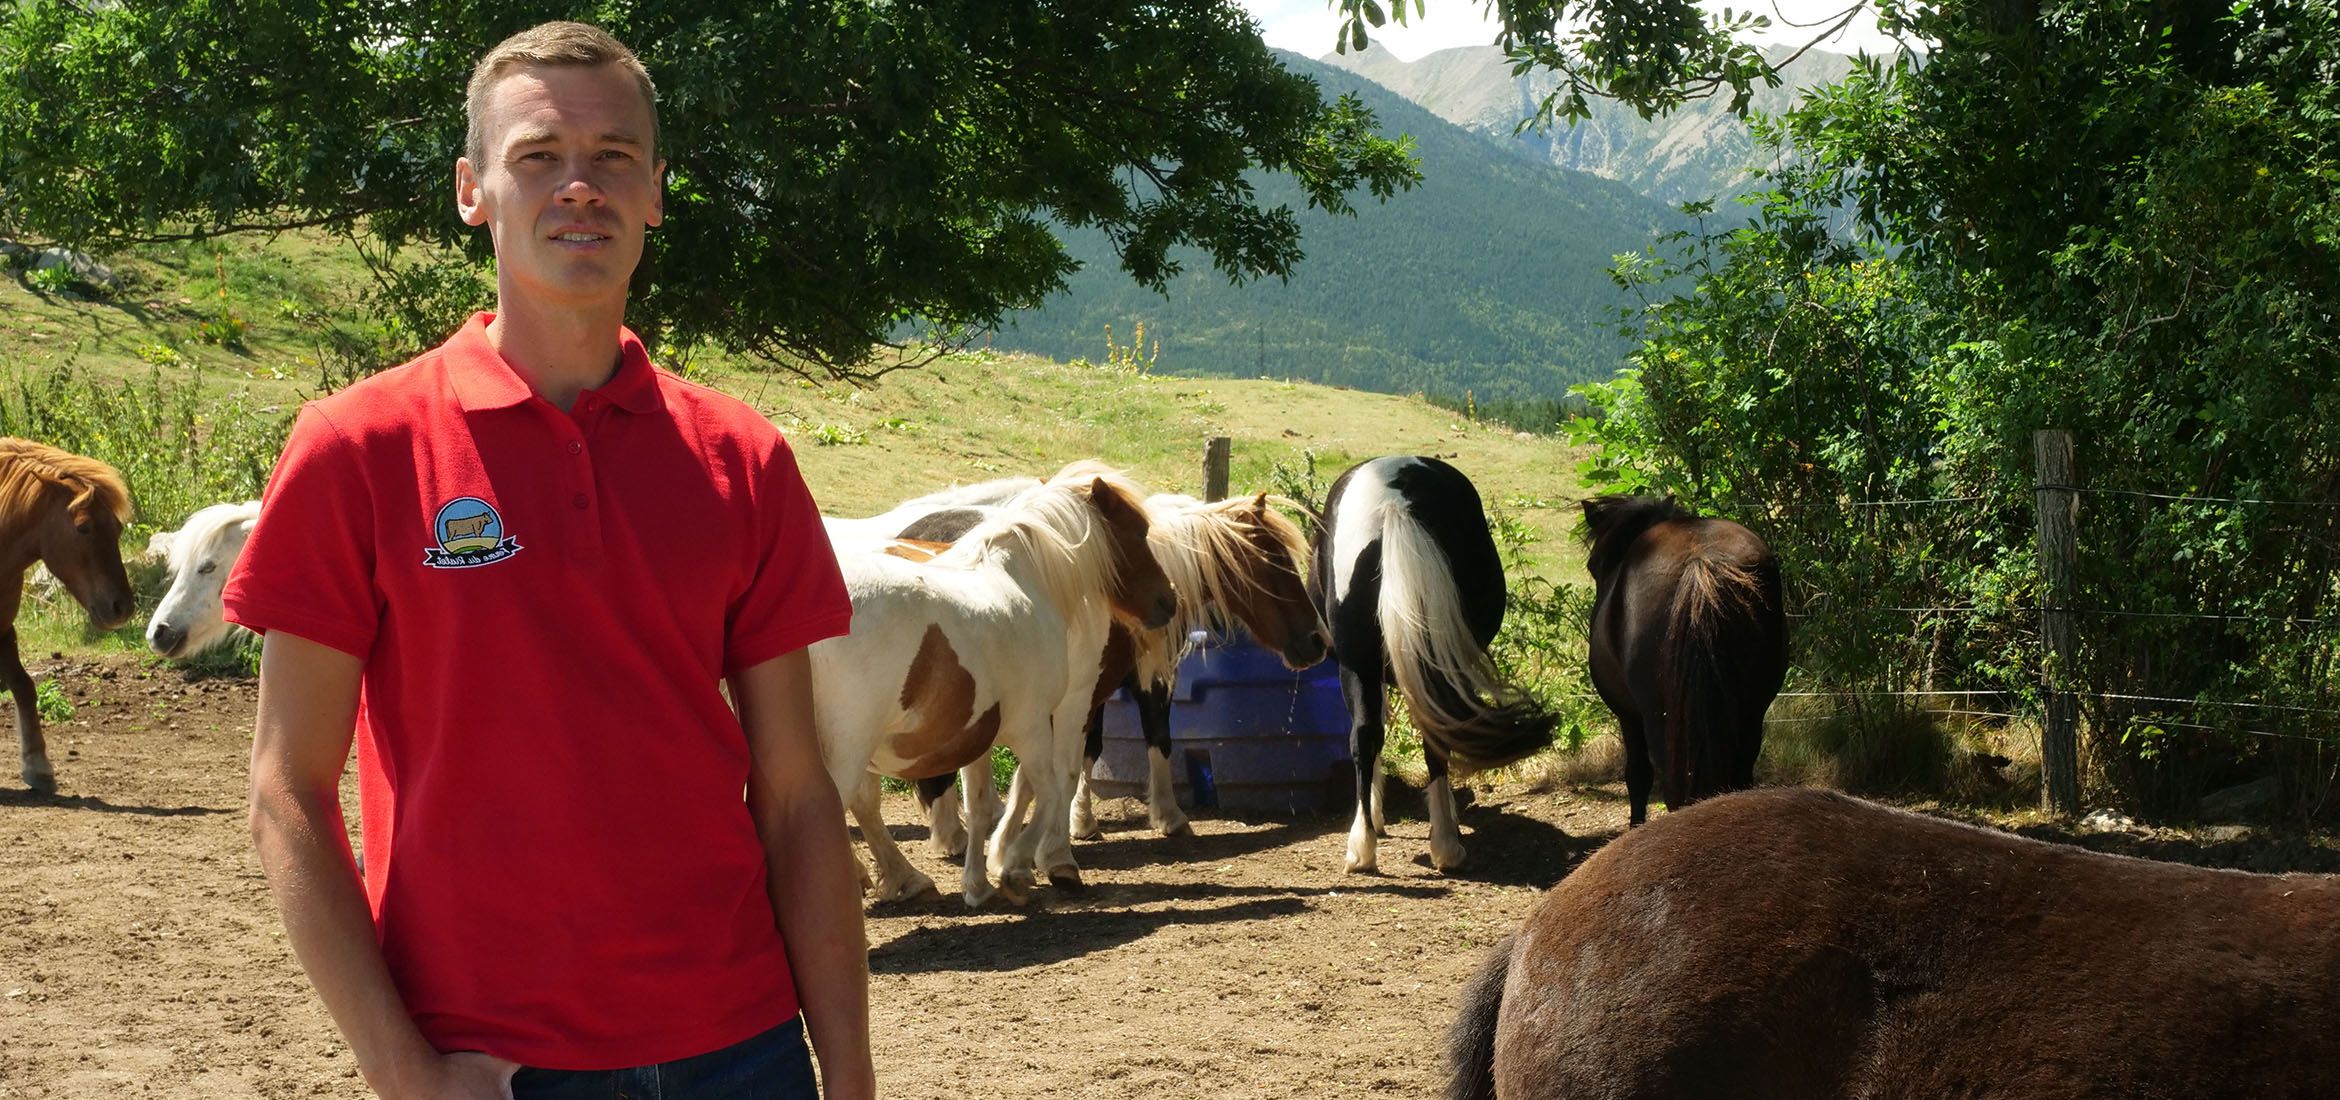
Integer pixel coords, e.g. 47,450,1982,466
1088,477,1119,511
1251,491,1270,514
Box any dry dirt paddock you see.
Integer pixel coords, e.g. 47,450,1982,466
0,653,1618,1099
6,655,2334,1099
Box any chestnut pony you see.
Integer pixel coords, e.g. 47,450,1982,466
1450,787,2340,1100
0,439,135,791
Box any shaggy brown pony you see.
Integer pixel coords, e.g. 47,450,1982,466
1580,495,1785,824
1448,787,2340,1099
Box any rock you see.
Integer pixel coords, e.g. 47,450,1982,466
2198,776,2279,822
2080,807,2138,833
29,247,119,290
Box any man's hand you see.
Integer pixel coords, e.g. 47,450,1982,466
387,1050,519,1100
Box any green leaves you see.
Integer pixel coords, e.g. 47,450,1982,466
0,1,1420,381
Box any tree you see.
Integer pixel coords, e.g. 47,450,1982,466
1572,0,2340,813
0,1,1420,379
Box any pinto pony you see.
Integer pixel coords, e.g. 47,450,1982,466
145,499,261,659
1448,787,2340,1100
1069,491,1327,839
807,474,1174,906
915,489,1329,848
1312,456,1553,873
1579,494,1784,824
0,439,135,791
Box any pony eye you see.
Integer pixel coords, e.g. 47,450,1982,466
197,561,216,575
73,521,91,536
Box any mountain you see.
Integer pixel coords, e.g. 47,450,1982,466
986,50,1682,404
1323,43,1864,206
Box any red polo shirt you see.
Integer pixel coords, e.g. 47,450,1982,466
223,313,851,1069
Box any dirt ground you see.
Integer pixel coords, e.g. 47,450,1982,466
5,653,2337,1099
0,652,1617,1099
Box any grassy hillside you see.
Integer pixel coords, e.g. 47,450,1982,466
986,49,1680,404
0,230,1597,659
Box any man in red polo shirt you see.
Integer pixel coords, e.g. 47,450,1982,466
229,22,874,1100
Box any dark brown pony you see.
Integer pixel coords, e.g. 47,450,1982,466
1449,787,2340,1099
1580,495,1784,824
0,439,135,792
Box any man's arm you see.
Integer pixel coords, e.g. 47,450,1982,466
248,630,514,1100
731,648,875,1100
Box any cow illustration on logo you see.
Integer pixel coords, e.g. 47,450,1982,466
424,497,521,568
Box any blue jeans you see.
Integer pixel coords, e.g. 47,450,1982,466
509,1016,818,1100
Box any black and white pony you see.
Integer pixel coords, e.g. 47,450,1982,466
1312,456,1555,873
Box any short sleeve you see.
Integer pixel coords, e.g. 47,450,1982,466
221,404,381,659
723,436,852,675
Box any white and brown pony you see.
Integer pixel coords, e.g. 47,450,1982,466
808,474,1174,906
922,491,1328,849
144,499,261,659
0,439,135,792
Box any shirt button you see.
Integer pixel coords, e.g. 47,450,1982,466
573,493,590,509
567,441,582,455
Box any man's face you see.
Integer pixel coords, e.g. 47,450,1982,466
456,63,664,312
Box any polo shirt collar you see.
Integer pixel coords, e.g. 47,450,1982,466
445,312,665,415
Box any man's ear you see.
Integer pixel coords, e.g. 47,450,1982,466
648,159,666,229
456,157,489,228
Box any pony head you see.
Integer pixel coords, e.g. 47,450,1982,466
147,500,262,659
0,439,135,630
1149,491,1326,669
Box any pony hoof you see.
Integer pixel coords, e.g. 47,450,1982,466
1343,857,1379,875
22,769,55,795
1160,821,1195,839
1071,823,1102,841
996,872,1034,906
1046,866,1085,891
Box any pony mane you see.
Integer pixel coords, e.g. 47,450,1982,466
164,500,262,575
937,479,1124,621
1145,493,1310,643
0,438,133,525
1579,494,1692,579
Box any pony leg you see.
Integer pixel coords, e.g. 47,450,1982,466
916,774,967,861
1035,700,1090,888
1001,746,1077,894
1341,665,1387,874
3,630,51,794
849,774,937,903
1134,676,1190,837
1425,751,1466,871
1620,715,1654,826
1070,702,1106,841
952,758,1000,908
987,762,1037,877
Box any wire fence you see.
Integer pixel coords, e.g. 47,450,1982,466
1541,480,2340,752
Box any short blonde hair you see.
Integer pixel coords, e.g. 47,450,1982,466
464,21,659,165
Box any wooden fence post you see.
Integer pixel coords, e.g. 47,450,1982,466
2034,428,2083,815
1204,436,1231,502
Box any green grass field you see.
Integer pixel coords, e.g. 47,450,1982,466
0,231,1597,699
0,228,2072,809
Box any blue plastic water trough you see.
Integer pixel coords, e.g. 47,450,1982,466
1093,629,1351,814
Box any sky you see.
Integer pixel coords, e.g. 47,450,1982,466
1235,0,1908,62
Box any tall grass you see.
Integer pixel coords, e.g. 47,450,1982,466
0,363,293,657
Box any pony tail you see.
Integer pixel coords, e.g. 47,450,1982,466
1374,501,1555,775
1444,932,1514,1100
1660,557,1760,805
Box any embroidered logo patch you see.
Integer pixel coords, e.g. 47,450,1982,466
423,497,521,568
